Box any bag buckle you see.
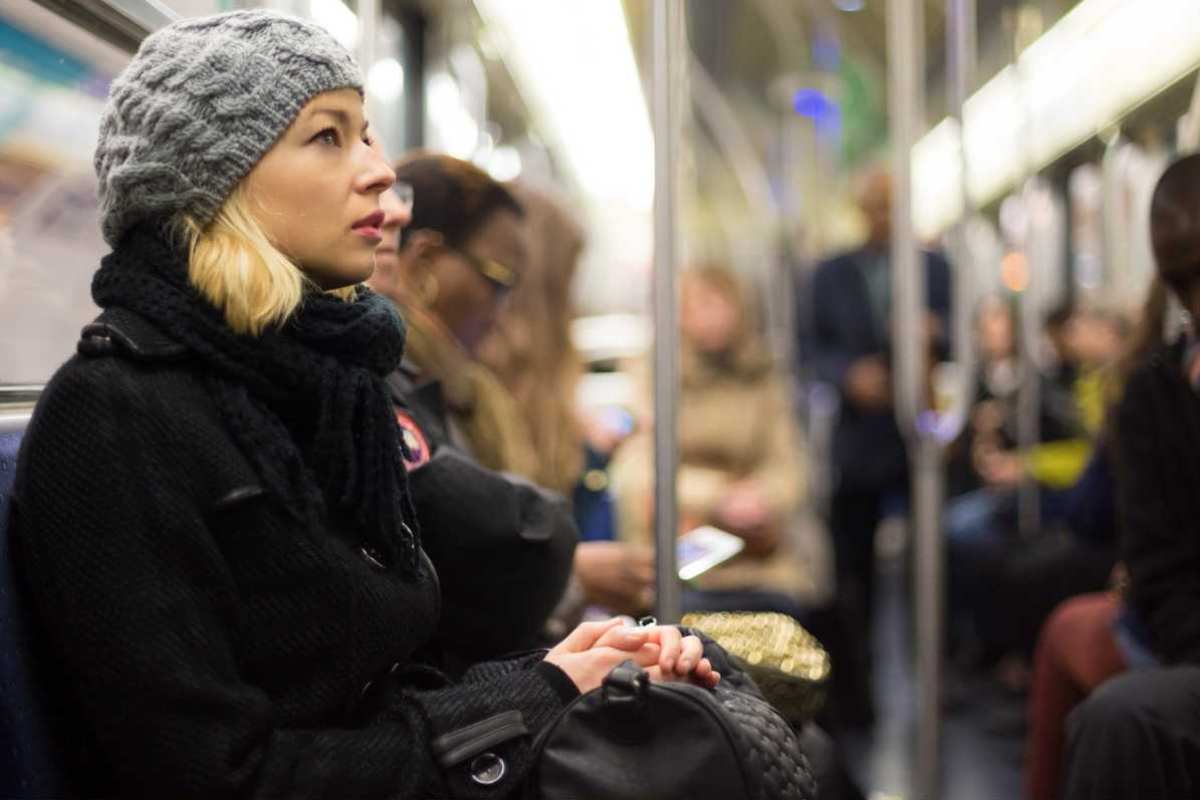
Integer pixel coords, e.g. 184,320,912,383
602,660,649,714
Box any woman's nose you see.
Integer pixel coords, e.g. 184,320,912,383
358,143,396,195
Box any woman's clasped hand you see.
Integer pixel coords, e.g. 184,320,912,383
544,618,721,694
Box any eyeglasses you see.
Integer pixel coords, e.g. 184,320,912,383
393,182,414,215
450,247,519,294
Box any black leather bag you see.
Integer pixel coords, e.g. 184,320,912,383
526,659,816,800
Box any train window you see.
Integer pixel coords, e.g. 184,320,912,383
0,2,127,386
0,0,419,387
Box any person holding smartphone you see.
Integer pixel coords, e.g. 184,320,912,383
611,265,815,620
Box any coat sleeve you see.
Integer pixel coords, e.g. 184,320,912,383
12,362,564,800
1115,369,1200,665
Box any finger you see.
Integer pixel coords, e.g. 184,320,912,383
654,626,682,674
592,624,651,652
643,665,685,684
557,618,625,653
691,658,715,681
675,635,704,676
602,642,661,670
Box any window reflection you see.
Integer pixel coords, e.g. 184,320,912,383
0,7,118,385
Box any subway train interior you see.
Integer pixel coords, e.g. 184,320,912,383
2,0,1200,799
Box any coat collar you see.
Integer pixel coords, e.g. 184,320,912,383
77,307,189,361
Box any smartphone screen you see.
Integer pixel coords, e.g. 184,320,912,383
677,526,745,581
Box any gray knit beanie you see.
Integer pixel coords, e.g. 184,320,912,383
94,10,363,248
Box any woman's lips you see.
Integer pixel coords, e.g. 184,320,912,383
352,210,386,242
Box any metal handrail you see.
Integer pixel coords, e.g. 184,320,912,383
31,0,176,53
651,0,684,625
1179,69,1200,152
887,1,942,797
889,0,979,797
0,385,44,406
940,0,980,445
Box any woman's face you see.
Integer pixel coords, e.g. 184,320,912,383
427,209,527,355
681,278,740,354
978,303,1014,361
245,88,395,289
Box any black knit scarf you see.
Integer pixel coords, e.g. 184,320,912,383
92,223,419,576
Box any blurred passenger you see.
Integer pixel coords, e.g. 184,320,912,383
946,300,1124,677
10,14,718,798
1060,153,1200,800
612,266,814,620
1025,281,1167,800
477,183,585,496
477,184,655,623
368,152,538,475
802,168,952,726
370,158,654,625
363,156,576,670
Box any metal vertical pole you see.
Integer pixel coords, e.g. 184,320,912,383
943,0,979,437
1011,8,1044,543
357,0,380,132
888,0,942,797
652,0,683,625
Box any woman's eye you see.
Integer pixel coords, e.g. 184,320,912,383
313,128,340,146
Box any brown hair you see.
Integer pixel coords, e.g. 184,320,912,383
1150,153,1200,301
478,184,586,494
395,152,523,248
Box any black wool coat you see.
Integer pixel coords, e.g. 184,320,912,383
1115,341,1200,665
10,309,575,800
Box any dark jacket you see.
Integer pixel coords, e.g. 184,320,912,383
1116,341,1200,665
10,311,575,799
387,367,578,671
802,247,952,489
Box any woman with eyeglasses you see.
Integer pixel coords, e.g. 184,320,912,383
369,152,535,477
10,13,719,799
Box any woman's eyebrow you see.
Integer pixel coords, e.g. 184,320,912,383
308,108,369,136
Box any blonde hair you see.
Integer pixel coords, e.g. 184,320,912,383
180,186,356,336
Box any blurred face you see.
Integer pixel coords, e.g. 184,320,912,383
1066,313,1126,367
978,303,1014,361
245,89,395,289
859,172,893,249
681,278,740,354
427,209,527,355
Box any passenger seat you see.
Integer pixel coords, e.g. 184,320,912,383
0,411,72,798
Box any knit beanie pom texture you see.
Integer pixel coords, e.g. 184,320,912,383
94,10,363,248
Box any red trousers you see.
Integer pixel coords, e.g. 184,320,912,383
1025,593,1127,800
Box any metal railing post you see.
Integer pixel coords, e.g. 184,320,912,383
891,0,978,795
652,0,683,625
888,0,939,793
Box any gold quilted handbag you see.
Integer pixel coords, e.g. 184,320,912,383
681,611,831,726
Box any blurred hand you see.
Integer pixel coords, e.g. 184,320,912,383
971,401,1006,437
845,355,891,412
978,449,1023,488
924,311,945,349
575,542,655,615
581,409,634,456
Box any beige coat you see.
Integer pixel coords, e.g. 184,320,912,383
611,344,815,600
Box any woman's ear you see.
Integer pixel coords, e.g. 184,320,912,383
406,229,444,264
402,230,444,307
